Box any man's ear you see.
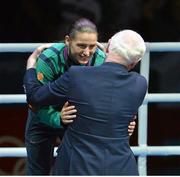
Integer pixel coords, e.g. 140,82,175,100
127,61,138,71
65,35,70,46
106,39,111,53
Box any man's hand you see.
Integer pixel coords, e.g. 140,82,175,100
61,102,77,124
96,42,106,52
61,101,137,134
26,43,52,69
128,115,136,136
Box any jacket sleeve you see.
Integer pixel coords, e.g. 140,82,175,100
23,68,69,109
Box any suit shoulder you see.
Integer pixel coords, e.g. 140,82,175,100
68,66,83,74
137,74,147,90
69,66,95,77
131,71,146,79
131,72,147,86
70,65,94,71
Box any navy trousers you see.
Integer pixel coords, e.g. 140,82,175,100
25,110,65,175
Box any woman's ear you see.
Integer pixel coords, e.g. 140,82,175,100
65,35,70,46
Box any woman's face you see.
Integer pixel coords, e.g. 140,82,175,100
65,31,98,65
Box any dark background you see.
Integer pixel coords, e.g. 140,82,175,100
0,0,180,175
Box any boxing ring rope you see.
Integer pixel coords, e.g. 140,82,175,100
0,43,43,53
1,93,180,104
1,146,180,157
1,43,180,175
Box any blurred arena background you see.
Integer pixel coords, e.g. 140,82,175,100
0,0,180,175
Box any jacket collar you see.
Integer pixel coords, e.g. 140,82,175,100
103,62,128,72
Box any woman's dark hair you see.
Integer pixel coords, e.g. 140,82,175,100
69,18,98,38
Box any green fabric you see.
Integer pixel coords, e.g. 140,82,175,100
35,43,106,128
93,48,106,66
37,107,61,128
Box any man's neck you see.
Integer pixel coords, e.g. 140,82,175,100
105,53,128,67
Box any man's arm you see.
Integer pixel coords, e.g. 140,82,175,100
23,68,69,109
60,102,136,136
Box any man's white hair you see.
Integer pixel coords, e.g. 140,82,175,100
108,30,146,64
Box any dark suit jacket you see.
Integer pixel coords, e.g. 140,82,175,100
24,62,147,175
